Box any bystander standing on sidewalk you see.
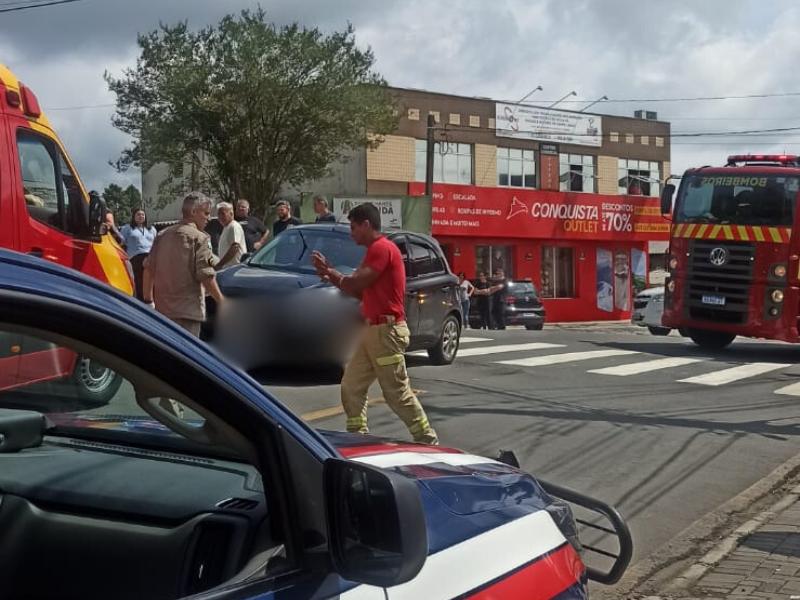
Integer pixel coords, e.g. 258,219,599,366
458,272,475,327
119,208,156,300
311,202,438,445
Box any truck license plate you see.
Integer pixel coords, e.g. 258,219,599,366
701,294,726,306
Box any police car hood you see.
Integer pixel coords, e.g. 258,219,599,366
321,430,588,598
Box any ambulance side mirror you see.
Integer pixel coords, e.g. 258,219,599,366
88,191,107,243
661,184,675,216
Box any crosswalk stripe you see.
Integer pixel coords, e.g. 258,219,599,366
678,362,790,386
460,337,493,344
773,382,800,396
410,342,564,358
589,357,704,376
497,349,639,367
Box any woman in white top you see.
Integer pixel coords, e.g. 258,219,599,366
120,208,157,301
458,272,475,328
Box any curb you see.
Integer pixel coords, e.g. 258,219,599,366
601,447,800,598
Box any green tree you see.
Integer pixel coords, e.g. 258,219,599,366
106,9,397,218
102,183,142,224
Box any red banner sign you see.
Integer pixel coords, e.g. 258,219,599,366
408,183,670,241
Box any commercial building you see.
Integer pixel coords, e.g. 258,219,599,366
363,88,672,322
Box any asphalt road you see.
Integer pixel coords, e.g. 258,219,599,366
262,324,800,570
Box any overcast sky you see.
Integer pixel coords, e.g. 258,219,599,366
2,0,799,193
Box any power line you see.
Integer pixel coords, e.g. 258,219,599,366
0,0,81,13
505,91,800,105
46,102,115,111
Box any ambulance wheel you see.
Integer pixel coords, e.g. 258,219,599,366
428,315,460,365
688,329,735,350
647,326,671,336
72,356,123,406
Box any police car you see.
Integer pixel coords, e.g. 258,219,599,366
0,250,631,599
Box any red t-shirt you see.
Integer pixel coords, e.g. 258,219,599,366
361,236,406,323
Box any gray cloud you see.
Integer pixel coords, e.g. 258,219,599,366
2,0,799,190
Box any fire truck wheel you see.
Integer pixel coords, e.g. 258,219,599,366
647,326,671,336
688,329,736,350
72,356,124,406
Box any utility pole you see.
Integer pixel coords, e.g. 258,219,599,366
425,113,435,196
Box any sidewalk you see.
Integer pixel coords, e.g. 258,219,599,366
642,484,800,599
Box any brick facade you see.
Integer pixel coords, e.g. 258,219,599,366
366,134,415,182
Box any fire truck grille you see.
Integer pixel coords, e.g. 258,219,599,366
686,240,754,324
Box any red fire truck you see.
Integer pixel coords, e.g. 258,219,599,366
660,154,800,349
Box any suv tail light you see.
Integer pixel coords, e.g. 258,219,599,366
505,296,516,305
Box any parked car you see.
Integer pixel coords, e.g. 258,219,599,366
0,249,631,599
469,279,546,330
631,286,671,335
208,224,463,367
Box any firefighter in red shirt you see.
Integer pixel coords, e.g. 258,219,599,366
311,203,439,445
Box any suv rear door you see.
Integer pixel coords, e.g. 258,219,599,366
406,236,457,345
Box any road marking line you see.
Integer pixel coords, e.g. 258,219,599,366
497,349,639,367
301,398,385,422
773,382,800,396
589,357,704,376
678,363,791,386
459,336,493,344
409,342,564,358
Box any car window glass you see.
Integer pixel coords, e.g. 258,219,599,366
17,131,62,229
251,229,365,273
59,150,90,237
408,240,435,276
0,324,226,454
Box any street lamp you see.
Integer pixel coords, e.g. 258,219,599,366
548,91,577,109
518,85,543,104
580,95,608,112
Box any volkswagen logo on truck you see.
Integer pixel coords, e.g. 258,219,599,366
709,247,729,266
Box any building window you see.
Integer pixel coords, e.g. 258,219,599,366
610,131,619,142
497,148,536,188
541,247,575,298
618,159,660,196
559,154,595,193
407,108,420,121
414,140,473,185
476,245,513,278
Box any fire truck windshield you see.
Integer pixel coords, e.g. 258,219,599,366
676,174,799,226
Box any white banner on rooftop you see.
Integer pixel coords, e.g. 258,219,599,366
495,103,603,147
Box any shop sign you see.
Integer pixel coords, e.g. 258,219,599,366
540,143,559,155
408,183,670,242
332,197,403,230
495,103,602,147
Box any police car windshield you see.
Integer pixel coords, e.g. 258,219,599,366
249,228,365,273
676,174,798,226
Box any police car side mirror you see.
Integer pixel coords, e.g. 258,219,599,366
88,192,107,242
661,184,675,216
324,458,428,587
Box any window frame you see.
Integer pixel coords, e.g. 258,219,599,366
617,158,661,197
414,140,474,185
496,147,537,189
540,246,576,299
559,153,596,193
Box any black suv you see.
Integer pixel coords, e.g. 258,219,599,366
469,279,546,330
205,224,462,368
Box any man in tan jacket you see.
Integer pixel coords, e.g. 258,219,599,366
143,191,224,337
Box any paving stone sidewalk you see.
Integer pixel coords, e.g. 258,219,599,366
645,489,800,599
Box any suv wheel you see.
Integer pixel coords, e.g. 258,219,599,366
72,356,123,406
427,314,460,365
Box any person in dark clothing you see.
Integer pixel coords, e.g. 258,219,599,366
314,195,337,223
204,217,223,255
272,200,301,237
235,199,268,253
491,268,508,330
473,272,493,329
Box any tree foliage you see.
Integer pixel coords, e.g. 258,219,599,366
102,183,142,224
106,9,397,218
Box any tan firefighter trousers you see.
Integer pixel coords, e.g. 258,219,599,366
341,320,438,445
